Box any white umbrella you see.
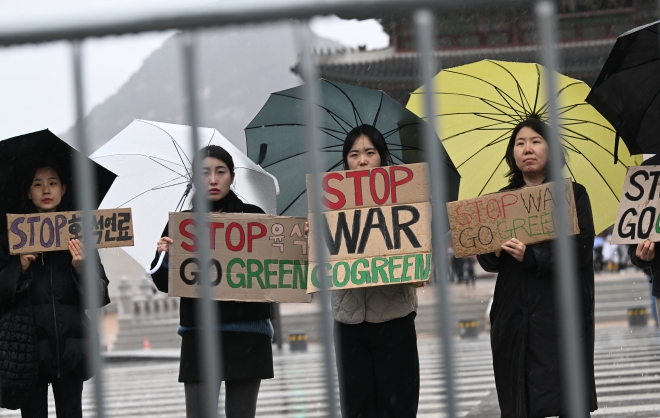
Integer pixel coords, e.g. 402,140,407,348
90,119,279,271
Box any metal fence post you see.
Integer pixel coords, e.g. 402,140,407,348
414,9,458,418
536,1,589,417
70,39,105,418
296,22,339,418
181,30,222,418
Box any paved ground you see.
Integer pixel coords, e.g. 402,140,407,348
3,326,660,417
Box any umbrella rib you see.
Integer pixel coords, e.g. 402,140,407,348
137,120,193,176
439,68,526,114
279,160,345,214
272,92,354,132
537,82,583,116
562,137,620,201
455,130,511,169
324,80,363,126
478,157,507,196
261,144,346,168
488,60,532,114
117,180,189,207
372,91,384,126
437,120,512,144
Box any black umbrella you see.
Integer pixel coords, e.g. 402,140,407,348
0,130,117,225
245,79,460,216
586,20,660,161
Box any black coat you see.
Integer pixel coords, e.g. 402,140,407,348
0,233,110,382
149,191,273,382
477,181,597,417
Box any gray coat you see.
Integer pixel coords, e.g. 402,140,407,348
332,285,417,324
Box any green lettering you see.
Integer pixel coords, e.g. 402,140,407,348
497,220,512,239
388,256,402,283
656,213,660,234
226,258,246,288
278,260,293,288
540,212,555,234
511,218,528,238
351,258,370,285
264,259,278,288
311,263,331,289
527,215,540,236
371,257,389,284
333,261,351,288
415,253,432,281
247,259,265,289
401,254,414,282
293,260,308,289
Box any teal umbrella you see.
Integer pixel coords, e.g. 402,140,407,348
245,79,460,215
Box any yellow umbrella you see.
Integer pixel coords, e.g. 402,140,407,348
407,59,641,234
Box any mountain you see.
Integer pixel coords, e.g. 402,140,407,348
60,23,343,154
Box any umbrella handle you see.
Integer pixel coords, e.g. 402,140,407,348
146,251,166,276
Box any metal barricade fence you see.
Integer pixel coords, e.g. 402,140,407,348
0,0,586,416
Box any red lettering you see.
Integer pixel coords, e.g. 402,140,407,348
346,170,369,206
389,166,413,203
486,199,501,220
247,222,267,252
470,201,483,223
322,172,346,210
456,203,472,226
226,222,245,251
369,168,390,205
180,218,197,252
209,222,224,250
501,194,518,219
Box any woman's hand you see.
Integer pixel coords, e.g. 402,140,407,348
157,237,173,259
304,222,309,238
501,238,526,262
20,253,37,273
636,240,655,262
69,239,85,274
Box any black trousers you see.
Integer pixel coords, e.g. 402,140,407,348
334,312,420,418
21,375,84,418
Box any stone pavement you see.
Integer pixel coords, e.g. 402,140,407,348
3,326,660,417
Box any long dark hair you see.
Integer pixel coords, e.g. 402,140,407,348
190,145,237,210
342,125,393,170
504,118,566,188
21,159,71,213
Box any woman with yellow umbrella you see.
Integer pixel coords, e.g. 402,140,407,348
407,60,641,417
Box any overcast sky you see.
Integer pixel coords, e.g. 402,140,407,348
0,0,388,142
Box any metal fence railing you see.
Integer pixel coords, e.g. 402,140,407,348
0,0,586,416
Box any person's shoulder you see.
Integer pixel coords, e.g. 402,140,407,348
241,203,266,214
570,181,587,196
642,155,660,166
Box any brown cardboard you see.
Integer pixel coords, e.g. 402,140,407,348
308,163,430,212
168,212,311,303
307,163,432,293
611,165,660,244
8,208,134,255
447,180,579,258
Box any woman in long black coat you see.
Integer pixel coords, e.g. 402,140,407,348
149,145,273,418
0,162,110,418
477,118,597,417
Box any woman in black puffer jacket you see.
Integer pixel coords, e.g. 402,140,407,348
0,162,110,418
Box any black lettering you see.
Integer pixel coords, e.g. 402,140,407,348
625,170,648,201
638,207,655,239
478,226,494,245
649,171,660,200
459,228,476,248
617,208,637,239
323,210,361,256
543,188,555,208
357,208,393,253
391,205,421,249
179,257,222,286
520,190,542,214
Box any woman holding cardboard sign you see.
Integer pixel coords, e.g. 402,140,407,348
477,118,596,417
0,160,110,417
316,125,420,418
149,145,272,418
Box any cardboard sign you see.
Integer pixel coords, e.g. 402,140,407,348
447,180,579,258
168,212,311,303
8,209,134,255
611,165,660,244
307,163,432,293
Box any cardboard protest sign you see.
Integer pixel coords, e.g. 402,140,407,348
611,165,660,244
7,209,134,255
168,212,311,303
447,180,579,258
307,163,432,293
